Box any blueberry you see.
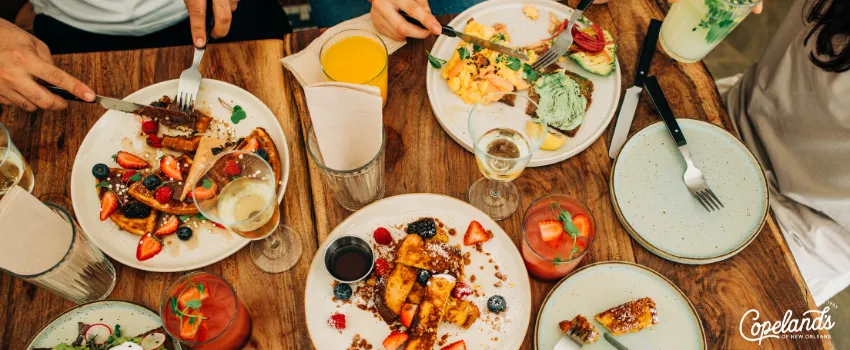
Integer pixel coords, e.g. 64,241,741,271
255,149,269,162
333,283,353,301
92,164,110,180
142,175,162,191
150,101,168,108
487,295,507,313
122,201,151,219
176,227,193,241
416,270,432,286
406,218,437,239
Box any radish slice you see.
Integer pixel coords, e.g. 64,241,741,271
84,323,112,345
140,332,167,350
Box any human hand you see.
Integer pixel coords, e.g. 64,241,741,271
370,0,442,41
185,0,239,48
669,0,763,13
0,19,94,111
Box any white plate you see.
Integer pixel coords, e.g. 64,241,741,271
535,262,706,349
611,119,768,264
27,300,181,349
71,79,290,272
426,0,621,167
304,194,532,349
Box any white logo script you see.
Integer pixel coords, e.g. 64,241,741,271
739,307,835,344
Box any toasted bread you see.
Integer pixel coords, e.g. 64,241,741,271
395,235,463,277
405,274,456,350
559,314,599,344
236,128,281,186
444,298,480,329
525,67,594,137
595,297,658,336
95,169,157,235
375,264,419,324
406,283,425,304
162,135,202,153
127,175,199,215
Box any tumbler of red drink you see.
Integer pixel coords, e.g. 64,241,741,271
521,194,596,281
159,271,252,350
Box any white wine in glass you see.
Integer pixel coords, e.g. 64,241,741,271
0,122,35,200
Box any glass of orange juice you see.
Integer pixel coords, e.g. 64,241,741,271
320,29,389,106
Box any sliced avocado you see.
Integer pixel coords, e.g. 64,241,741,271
569,29,617,76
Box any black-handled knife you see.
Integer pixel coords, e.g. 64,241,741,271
643,76,687,147
633,19,661,87
399,11,529,61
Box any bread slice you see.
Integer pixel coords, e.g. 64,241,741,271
595,297,658,336
374,264,419,324
444,298,481,329
526,67,594,137
405,274,457,350
395,234,463,277
95,169,157,235
559,314,600,344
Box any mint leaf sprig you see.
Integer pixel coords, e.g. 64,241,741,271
550,203,581,260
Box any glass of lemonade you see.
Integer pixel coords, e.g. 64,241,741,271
320,29,389,105
160,271,252,350
0,122,34,200
521,194,596,280
193,150,302,273
468,92,548,220
660,0,761,63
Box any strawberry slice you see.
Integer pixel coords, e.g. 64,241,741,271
463,220,491,246
115,151,149,169
177,283,210,309
99,191,118,221
441,340,466,350
382,331,409,350
572,214,593,237
400,303,418,328
539,219,565,248
241,138,259,152
192,182,217,200
179,309,205,340
160,155,183,181
155,216,179,236
136,233,162,261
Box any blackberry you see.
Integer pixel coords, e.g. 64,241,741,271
256,148,270,162
333,283,353,301
487,295,507,313
416,270,432,286
92,164,109,180
406,218,437,239
142,175,162,191
122,201,151,219
176,227,193,241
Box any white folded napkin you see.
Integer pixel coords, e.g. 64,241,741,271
281,14,406,86
0,186,73,276
304,82,383,171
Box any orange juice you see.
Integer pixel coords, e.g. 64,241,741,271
320,32,389,104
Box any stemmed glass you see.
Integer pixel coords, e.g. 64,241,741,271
193,150,302,273
468,92,548,220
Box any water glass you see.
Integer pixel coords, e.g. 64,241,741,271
0,122,35,199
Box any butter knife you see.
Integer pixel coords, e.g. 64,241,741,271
608,19,662,159
400,12,530,61
603,333,630,350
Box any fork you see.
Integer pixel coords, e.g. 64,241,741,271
531,0,594,71
176,46,205,114
643,76,724,212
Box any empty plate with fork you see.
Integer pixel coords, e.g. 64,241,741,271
608,79,769,264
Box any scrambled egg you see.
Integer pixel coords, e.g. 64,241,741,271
441,20,538,104
523,5,539,20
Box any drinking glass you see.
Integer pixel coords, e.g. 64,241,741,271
306,125,386,211
192,150,303,273
159,271,252,349
320,29,390,105
521,194,597,280
468,92,548,220
660,0,762,63
0,122,34,200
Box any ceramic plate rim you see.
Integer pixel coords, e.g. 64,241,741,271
70,79,290,272
532,261,707,349
425,0,622,167
609,119,769,264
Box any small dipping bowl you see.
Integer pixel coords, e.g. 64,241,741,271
323,235,375,283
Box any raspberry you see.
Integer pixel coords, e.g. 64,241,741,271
224,160,240,176
373,227,393,245
141,120,158,134
155,186,172,204
451,281,472,300
374,258,389,277
146,134,162,148
327,313,346,330
121,170,138,183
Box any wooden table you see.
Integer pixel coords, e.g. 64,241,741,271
0,1,833,349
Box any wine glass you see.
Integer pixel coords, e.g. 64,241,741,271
193,150,302,273
468,92,548,220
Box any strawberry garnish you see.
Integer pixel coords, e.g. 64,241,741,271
400,303,418,328
463,220,491,246
538,219,565,248
572,214,593,237
160,155,183,180
193,182,217,200
179,309,205,340
177,283,210,309
212,222,226,229
224,160,240,176
241,138,259,152
99,191,118,221
115,151,149,169
441,340,467,350
146,134,162,148
136,233,162,261
373,227,393,245
155,216,179,236
120,170,137,183
141,119,158,134
382,331,409,350
327,313,346,330
374,258,389,277
155,186,173,204
451,281,472,300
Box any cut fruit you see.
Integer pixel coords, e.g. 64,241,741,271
136,233,162,261
155,216,179,236
84,323,112,345
400,303,418,328
192,182,217,200
178,284,210,309
526,121,567,151
572,214,593,237
382,331,409,350
180,309,205,340
115,151,150,169
569,29,617,76
241,138,259,152
463,220,491,246
100,191,118,221
441,340,467,350
160,155,183,181
140,332,167,350
539,219,565,248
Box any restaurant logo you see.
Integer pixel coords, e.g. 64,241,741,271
739,301,836,344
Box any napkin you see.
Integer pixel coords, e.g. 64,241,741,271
0,186,73,276
304,82,383,171
281,14,406,86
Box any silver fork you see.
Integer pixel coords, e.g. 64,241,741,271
643,76,724,212
176,47,205,114
531,0,594,71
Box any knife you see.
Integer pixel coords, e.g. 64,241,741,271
399,12,530,61
41,83,197,130
607,18,662,159
604,333,630,350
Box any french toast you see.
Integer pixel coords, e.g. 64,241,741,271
444,298,481,329
559,314,599,344
375,264,419,323
405,274,456,350
127,174,199,215
236,128,281,186
395,234,463,277
95,169,157,235
595,297,658,336
162,135,202,153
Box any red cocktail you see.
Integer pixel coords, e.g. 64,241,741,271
521,194,596,280
160,272,252,349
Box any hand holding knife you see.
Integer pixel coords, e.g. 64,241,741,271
398,11,530,61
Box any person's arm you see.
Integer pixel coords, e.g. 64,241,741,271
370,0,442,41
0,19,94,111
184,0,239,48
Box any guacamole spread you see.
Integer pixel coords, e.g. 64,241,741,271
535,71,587,131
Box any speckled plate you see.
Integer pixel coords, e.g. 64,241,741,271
535,262,706,349
26,300,180,349
304,194,532,349
611,119,768,264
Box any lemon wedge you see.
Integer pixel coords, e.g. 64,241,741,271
526,121,567,151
